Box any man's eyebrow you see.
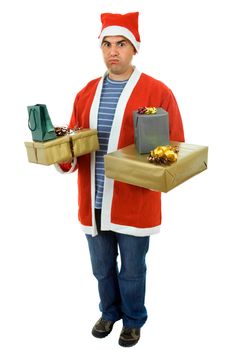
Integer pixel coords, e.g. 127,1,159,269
116,39,128,43
102,39,128,44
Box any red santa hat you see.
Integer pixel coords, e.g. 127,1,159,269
98,12,141,52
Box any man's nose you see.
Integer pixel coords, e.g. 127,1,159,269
109,45,119,56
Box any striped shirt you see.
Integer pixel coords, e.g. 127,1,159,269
95,76,128,209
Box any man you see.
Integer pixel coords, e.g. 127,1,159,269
56,12,184,347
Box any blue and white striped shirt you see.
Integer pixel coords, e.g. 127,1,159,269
95,76,128,209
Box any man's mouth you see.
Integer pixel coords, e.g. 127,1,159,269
108,59,119,64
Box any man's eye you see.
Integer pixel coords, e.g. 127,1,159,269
117,42,126,47
103,42,110,47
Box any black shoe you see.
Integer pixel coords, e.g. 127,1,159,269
118,327,141,347
92,317,115,338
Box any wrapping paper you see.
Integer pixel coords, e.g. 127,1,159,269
25,129,99,165
104,142,208,192
133,107,169,153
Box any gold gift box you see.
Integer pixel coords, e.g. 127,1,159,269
25,129,99,165
104,142,208,193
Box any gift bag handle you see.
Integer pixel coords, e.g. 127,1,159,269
28,109,37,131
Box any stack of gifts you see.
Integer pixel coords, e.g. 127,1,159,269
24,104,99,165
104,107,208,192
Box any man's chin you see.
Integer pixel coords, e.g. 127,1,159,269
108,67,123,75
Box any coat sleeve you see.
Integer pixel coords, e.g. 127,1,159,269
54,93,80,174
161,89,185,142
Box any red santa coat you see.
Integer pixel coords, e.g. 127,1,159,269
60,68,184,237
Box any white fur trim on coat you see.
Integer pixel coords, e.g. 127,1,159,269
82,223,160,237
87,67,161,237
54,158,77,174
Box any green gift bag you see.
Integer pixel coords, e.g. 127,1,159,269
27,104,57,142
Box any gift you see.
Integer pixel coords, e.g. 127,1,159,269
27,104,57,142
71,129,99,157
134,107,169,154
104,142,208,193
25,129,99,165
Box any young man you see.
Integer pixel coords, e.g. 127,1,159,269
56,12,184,347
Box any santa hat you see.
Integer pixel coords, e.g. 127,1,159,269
98,12,141,52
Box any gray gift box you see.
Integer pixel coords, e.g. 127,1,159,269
133,107,169,154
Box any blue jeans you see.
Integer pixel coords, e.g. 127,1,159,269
85,209,150,328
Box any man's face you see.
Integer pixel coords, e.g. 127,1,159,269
101,36,136,77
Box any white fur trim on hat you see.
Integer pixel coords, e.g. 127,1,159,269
99,25,140,52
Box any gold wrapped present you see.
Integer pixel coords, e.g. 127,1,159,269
104,142,208,193
25,129,99,165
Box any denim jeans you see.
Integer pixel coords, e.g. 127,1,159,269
85,209,150,328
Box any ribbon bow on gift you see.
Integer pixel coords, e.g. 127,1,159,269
137,107,157,115
148,145,179,165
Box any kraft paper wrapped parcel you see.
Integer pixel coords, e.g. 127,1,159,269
104,142,208,193
25,129,99,165
25,104,99,165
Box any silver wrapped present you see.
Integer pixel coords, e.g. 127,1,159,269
133,107,169,154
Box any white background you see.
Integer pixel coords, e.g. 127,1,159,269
0,0,232,349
